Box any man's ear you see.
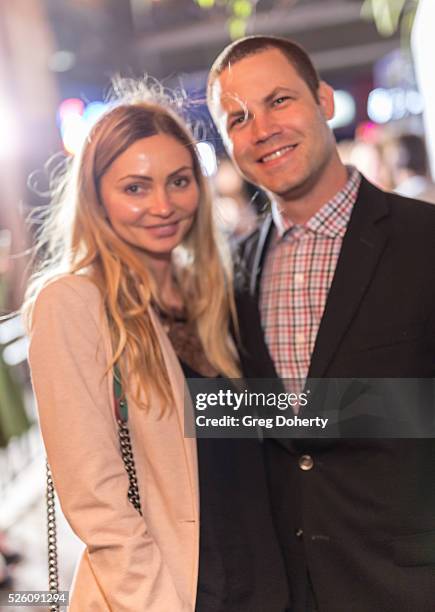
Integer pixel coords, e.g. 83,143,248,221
317,81,335,121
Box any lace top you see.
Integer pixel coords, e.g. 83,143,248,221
154,306,219,378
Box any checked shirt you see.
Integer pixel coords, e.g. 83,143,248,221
259,167,361,391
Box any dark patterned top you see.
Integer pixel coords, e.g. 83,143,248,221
155,307,265,611
154,306,218,378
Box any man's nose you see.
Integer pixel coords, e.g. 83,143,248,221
251,111,281,144
147,187,174,217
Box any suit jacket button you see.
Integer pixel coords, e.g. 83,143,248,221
295,528,304,539
299,454,314,470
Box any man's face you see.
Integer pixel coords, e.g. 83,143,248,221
211,48,336,200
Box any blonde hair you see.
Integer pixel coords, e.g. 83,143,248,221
23,91,240,411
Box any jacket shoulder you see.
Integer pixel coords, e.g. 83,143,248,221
386,189,435,218
32,274,103,328
384,190,435,243
37,273,101,302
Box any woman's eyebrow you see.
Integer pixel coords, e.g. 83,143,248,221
167,165,194,179
117,173,153,182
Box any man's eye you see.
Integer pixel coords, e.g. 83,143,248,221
273,96,291,106
230,115,246,129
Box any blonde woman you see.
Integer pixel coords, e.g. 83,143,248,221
24,95,289,611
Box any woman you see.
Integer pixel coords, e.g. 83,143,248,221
24,94,289,611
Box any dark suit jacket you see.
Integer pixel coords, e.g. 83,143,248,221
235,176,435,612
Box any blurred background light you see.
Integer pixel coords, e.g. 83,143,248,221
61,114,88,156
228,17,246,40
57,99,108,155
196,0,215,7
196,141,217,177
405,89,424,115
48,50,76,73
390,87,406,120
82,101,108,127
233,0,253,19
367,86,424,124
329,90,356,130
367,88,394,124
57,97,85,127
0,97,19,158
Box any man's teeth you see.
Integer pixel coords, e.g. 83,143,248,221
261,145,295,163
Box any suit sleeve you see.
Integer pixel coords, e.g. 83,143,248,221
28,279,190,611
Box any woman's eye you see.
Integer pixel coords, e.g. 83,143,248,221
172,176,190,188
125,184,142,194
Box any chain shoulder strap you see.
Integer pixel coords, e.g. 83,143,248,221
113,365,143,515
45,366,142,608
46,461,60,612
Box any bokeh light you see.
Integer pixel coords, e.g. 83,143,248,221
0,96,19,159
57,98,108,155
196,141,217,177
328,90,356,130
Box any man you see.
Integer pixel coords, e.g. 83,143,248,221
207,36,435,612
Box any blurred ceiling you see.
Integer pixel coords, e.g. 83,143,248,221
43,0,401,90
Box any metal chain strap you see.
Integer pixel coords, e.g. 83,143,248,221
45,379,142,608
117,418,143,515
46,461,60,612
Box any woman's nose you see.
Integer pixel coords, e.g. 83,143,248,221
147,188,174,217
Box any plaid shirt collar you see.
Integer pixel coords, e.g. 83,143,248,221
271,165,361,239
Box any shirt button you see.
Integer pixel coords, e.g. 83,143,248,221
294,273,304,285
299,454,314,471
295,528,304,539
295,332,305,344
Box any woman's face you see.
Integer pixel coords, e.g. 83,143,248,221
100,133,200,258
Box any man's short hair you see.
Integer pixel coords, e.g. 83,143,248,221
207,35,321,110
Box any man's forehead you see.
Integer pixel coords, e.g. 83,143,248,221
214,52,301,107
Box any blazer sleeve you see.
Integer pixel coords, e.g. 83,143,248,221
28,277,190,611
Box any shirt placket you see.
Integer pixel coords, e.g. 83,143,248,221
289,227,311,387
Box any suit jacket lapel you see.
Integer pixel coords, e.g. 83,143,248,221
308,177,390,378
249,213,274,297
240,214,282,379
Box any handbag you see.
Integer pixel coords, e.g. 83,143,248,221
45,365,142,611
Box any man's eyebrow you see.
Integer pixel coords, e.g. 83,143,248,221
225,87,297,118
263,87,297,105
227,108,246,120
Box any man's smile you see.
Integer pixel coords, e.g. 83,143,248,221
257,144,298,165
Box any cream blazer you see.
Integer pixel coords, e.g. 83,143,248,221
28,275,199,611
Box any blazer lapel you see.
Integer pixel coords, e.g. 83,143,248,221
239,214,282,379
308,177,390,378
249,213,274,297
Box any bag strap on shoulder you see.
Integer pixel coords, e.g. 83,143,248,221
45,365,142,608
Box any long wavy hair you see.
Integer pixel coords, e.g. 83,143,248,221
23,95,240,411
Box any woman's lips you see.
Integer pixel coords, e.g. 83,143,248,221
144,221,180,238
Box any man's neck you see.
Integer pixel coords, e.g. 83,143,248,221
274,155,349,225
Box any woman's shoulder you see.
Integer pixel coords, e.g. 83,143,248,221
33,273,104,323
38,273,101,300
